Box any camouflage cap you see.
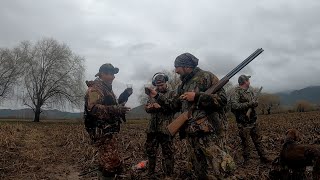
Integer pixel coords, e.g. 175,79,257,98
238,75,251,85
95,63,119,77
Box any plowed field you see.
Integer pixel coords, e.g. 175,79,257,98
1,111,320,179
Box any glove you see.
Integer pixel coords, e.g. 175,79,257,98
117,105,131,115
248,101,258,108
117,105,131,123
110,105,130,116
125,87,133,95
118,88,133,104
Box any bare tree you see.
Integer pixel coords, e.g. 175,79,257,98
295,100,315,112
0,43,27,100
22,38,85,122
224,81,235,112
224,82,235,99
257,93,280,114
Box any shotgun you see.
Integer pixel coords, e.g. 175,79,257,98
166,48,264,136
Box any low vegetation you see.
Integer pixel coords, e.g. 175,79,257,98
1,111,320,179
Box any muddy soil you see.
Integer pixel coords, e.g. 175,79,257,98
1,111,320,179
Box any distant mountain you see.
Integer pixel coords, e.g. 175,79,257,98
127,105,150,120
277,86,320,105
0,108,81,120
0,106,150,120
2,85,319,120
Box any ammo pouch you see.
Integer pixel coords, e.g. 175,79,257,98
186,116,213,134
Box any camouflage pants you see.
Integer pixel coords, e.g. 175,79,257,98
145,132,174,176
217,119,228,152
237,123,266,160
186,134,235,180
95,134,122,176
209,113,228,152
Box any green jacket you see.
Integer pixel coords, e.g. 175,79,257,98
230,86,257,124
156,67,227,136
145,89,176,134
84,79,123,136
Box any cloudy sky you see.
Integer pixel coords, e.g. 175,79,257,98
1,0,320,108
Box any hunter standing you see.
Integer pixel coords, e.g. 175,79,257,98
230,75,271,165
84,63,132,179
147,53,234,179
144,72,176,179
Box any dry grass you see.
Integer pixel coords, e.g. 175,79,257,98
0,121,94,180
0,111,320,179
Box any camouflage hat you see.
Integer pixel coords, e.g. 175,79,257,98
174,53,199,68
95,63,119,77
238,75,251,85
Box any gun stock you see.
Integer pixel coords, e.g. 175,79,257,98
166,112,188,136
167,49,264,136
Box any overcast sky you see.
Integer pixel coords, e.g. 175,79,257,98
1,0,320,108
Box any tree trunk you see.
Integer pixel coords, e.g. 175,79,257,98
267,107,271,115
33,106,41,122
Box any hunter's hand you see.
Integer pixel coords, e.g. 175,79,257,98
145,103,161,110
249,101,258,108
118,88,133,105
125,88,133,95
152,103,161,109
180,92,196,102
145,103,153,110
118,106,131,115
146,87,158,98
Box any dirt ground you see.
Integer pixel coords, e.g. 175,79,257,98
1,111,320,180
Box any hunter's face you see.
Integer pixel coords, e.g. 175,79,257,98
175,67,191,79
100,72,115,84
244,80,250,88
156,83,167,92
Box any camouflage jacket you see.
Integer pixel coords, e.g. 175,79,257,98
156,67,227,136
230,86,257,124
145,89,176,134
84,78,123,134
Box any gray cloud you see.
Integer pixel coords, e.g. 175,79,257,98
200,52,254,78
1,0,320,108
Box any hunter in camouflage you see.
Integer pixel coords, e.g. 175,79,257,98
230,75,271,165
146,53,235,179
84,63,132,179
144,72,176,178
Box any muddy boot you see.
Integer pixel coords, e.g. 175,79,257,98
260,157,272,164
241,153,250,166
162,158,174,178
255,143,272,164
163,176,173,180
259,152,272,164
146,157,156,177
142,172,158,180
260,155,272,164
97,170,114,180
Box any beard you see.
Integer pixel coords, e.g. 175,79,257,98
179,73,187,80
